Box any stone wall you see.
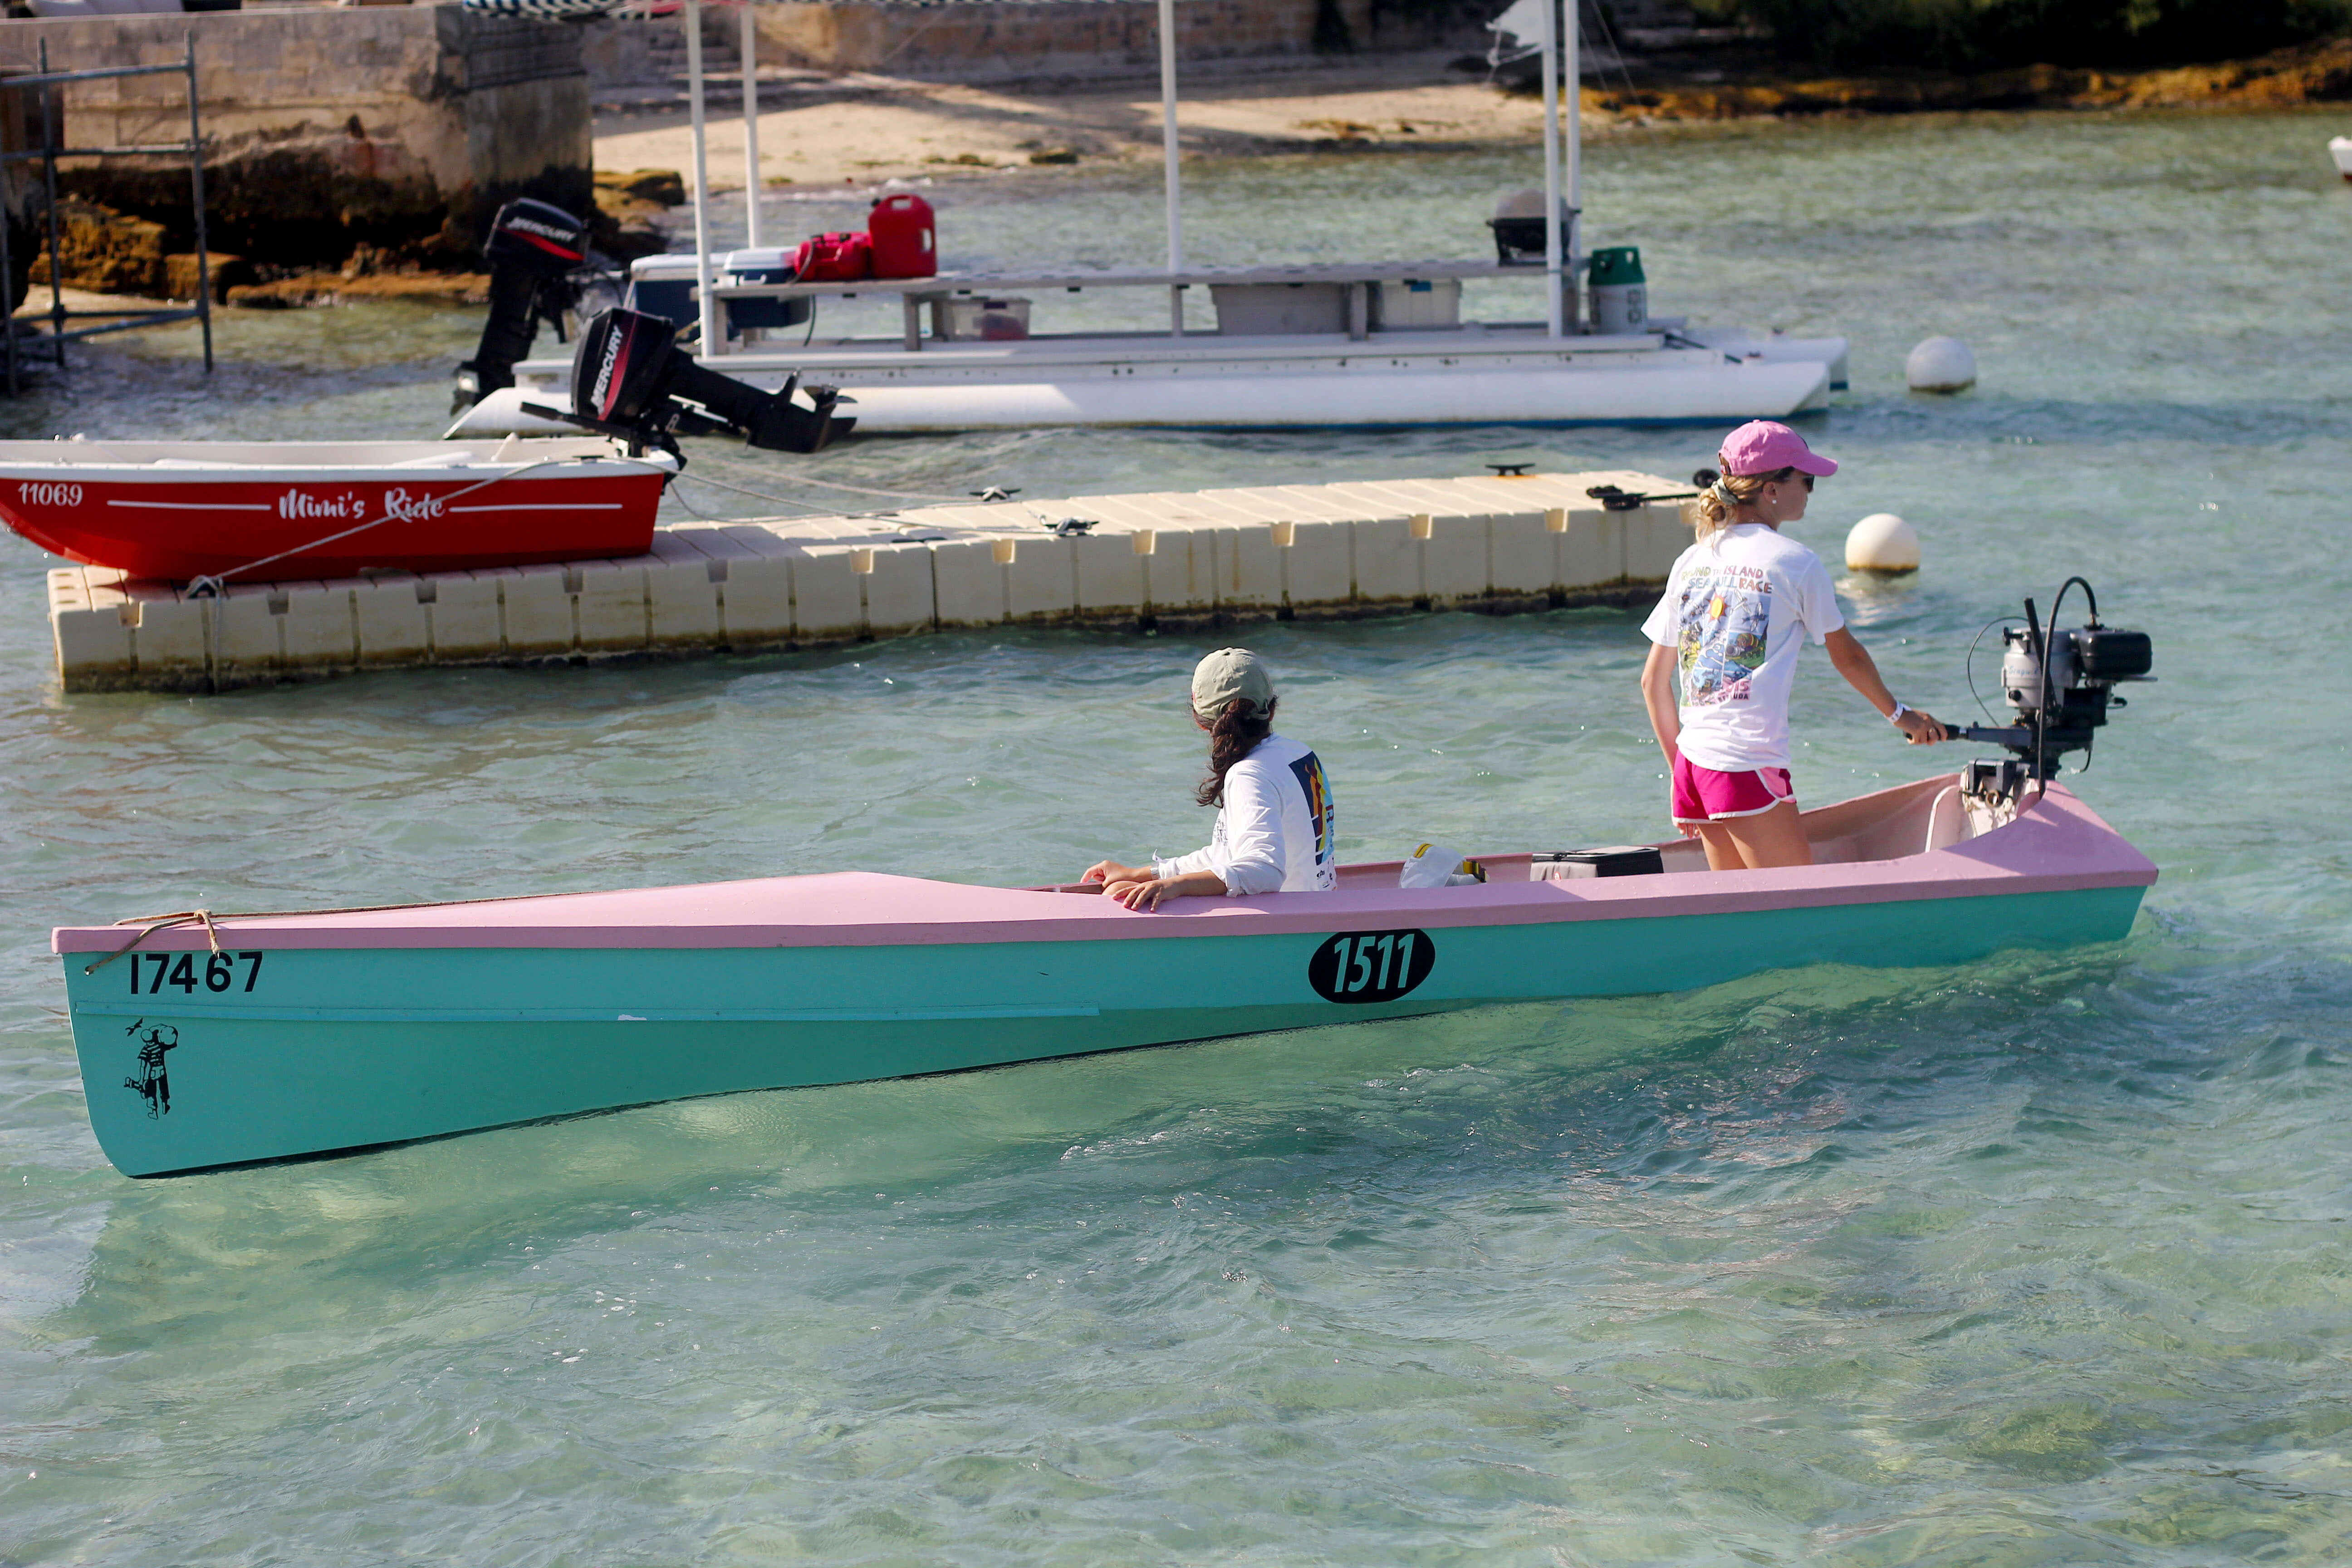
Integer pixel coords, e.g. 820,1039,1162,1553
0,3,590,269
746,0,1494,81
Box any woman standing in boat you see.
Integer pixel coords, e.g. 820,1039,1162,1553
1081,648,1337,910
1639,421,1947,871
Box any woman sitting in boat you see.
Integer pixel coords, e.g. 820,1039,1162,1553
1638,421,1947,872
1081,648,1337,910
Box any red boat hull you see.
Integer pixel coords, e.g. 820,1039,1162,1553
0,467,665,583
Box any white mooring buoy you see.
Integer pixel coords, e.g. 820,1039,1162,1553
1846,513,1919,573
1905,336,1976,393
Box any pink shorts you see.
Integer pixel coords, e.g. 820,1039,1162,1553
1672,755,1794,824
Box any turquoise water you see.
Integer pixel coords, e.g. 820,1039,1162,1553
5,109,2352,1563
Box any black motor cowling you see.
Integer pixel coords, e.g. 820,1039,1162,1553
454,198,596,409
1959,577,2154,788
569,307,848,455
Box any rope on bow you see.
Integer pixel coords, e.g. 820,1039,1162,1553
82,909,220,976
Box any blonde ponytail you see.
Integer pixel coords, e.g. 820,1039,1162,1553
1692,467,1790,541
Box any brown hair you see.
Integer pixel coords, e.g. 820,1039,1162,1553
1694,466,1798,539
1195,695,1276,808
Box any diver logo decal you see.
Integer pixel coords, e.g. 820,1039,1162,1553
1308,929,1434,1004
1676,564,1770,707
1288,750,1337,882
122,1019,178,1118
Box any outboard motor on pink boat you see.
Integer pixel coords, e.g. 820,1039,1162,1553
560,307,850,456
453,198,603,412
1957,576,2154,798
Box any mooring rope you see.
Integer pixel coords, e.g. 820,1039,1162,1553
688,452,978,505
79,886,610,976
669,469,847,516
82,908,222,975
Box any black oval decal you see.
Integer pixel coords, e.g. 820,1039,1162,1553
1308,929,1435,1004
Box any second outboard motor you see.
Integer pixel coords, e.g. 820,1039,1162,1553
454,198,596,411
569,307,849,455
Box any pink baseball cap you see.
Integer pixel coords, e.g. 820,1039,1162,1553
1718,421,1838,478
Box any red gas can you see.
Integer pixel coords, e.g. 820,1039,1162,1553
792,231,872,283
868,193,936,279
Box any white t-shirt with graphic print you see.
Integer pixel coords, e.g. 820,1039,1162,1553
1640,523,1845,772
1154,733,1337,897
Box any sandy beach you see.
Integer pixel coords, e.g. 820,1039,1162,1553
591,35,2352,194
592,52,1570,192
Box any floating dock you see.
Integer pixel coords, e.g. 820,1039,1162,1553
43,469,1692,694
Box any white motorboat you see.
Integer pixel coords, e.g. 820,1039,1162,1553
466,264,1844,435
458,0,1847,436
2333,136,2352,181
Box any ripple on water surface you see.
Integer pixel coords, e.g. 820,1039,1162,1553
3,109,2352,1564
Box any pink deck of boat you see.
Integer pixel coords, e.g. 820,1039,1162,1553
53,778,2156,956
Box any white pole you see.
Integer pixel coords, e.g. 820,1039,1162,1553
741,2,762,249
1157,0,1183,336
1539,0,1561,339
1564,0,1581,328
685,0,718,355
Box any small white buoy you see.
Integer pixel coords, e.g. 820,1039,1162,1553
1906,336,1976,393
1846,513,1919,573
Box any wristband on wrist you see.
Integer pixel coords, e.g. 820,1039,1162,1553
1886,701,1910,725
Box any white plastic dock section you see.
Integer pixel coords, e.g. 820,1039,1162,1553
45,470,1693,694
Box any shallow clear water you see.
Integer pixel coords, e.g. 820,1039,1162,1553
5,109,2352,1564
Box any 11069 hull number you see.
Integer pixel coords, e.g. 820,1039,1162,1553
1308,929,1434,1004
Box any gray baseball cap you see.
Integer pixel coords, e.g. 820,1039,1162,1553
1191,647,1275,720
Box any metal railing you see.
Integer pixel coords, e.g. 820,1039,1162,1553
1,34,213,396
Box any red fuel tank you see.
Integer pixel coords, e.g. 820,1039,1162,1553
868,193,936,279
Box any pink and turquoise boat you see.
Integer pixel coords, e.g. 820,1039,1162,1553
54,774,2156,1178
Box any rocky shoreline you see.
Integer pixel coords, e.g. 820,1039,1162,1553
22,169,681,312
1578,36,2352,121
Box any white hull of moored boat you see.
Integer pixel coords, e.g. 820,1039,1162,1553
481,330,1838,436
784,357,1832,433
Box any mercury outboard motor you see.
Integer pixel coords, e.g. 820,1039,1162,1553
1957,576,2154,797
453,198,596,411
568,306,849,455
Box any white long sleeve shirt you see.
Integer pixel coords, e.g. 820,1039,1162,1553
1153,734,1337,896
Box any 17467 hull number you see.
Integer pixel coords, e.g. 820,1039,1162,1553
124,951,264,995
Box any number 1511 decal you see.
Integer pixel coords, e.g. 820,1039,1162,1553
1308,929,1434,1004
126,950,265,995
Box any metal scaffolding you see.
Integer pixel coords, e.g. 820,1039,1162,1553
1,33,214,396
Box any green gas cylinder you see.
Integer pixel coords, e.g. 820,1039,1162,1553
1586,245,1647,334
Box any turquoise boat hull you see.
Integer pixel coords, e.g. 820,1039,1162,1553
55,777,2155,1177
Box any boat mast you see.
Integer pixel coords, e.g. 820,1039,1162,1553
742,2,762,248
684,0,718,353
1564,0,1580,306
1539,0,1561,338
1158,0,1183,336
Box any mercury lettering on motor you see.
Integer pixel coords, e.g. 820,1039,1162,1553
125,950,263,995
1308,929,1435,1004
123,1019,177,1118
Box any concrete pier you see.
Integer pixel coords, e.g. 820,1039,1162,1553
44,469,1692,694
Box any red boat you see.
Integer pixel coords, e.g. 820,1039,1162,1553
0,437,676,584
